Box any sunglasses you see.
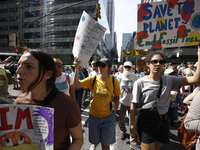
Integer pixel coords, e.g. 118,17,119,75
96,63,106,68
124,66,131,69
150,59,166,65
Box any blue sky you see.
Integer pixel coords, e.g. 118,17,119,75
115,0,141,55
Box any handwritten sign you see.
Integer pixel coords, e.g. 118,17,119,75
0,104,54,150
180,84,195,99
73,11,106,67
137,0,200,49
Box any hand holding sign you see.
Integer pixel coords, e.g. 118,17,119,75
72,11,106,67
73,57,81,70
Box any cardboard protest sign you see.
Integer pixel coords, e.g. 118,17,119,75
180,84,196,99
73,11,106,67
137,0,200,49
0,104,54,150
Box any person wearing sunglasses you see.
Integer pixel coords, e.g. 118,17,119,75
73,57,121,150
130,46,200,150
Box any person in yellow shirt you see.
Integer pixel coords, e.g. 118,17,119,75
0,68,8,97
73,57,121,150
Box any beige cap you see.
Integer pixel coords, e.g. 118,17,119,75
53,58,63,65
194,62,198,67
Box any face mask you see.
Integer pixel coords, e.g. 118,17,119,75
123,70,131,76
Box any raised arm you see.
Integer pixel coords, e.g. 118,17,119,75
180,45,200,87
183,87,200,105
73,57,83,88
0,56,13,64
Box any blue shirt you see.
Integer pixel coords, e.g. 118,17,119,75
70,71,85,91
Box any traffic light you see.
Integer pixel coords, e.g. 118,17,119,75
14,47,18,53
14,46,24,54
94,3,101,20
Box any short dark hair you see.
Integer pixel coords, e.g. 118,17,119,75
145,51,165,63
23,49,56,91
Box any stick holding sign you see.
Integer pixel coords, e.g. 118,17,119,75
73,11,106,67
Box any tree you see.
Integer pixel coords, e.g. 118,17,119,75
110,49,118,64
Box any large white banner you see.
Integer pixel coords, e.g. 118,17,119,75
73,11,106,67
0,104,54,150
137,0,200,49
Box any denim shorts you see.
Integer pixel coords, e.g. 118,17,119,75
137,108,170,144
88,113,116,146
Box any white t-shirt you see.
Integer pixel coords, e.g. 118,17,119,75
89,70,99,76
55,73,73,96
132,75,184,114
87,67,93,75
135,72,145,79
183,68,195,76
117,73,138,106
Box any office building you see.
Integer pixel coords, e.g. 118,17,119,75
0,0,112,65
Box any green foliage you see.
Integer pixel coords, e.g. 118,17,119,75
110,49,118,58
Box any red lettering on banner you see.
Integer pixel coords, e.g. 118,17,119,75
180,84,195,99
0,107,12,131
15,108,33,129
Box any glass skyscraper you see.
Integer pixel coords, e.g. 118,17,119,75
0,0,99,64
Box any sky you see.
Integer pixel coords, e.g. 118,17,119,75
114,0,141,56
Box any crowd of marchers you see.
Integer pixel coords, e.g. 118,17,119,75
0,46,200,150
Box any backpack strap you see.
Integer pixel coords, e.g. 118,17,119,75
92,76,96,89
157,76,162,99
112,76,115,93
92,76,115,93
42,88,59,107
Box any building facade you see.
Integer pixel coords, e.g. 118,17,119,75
0,0,112,65
120,33,132,62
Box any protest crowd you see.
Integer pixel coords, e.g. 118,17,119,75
0,45,199,150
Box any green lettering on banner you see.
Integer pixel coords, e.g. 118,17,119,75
138,35,146,47
182,29,191,42
159,32,167,45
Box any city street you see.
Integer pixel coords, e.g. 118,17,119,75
6,84,186,150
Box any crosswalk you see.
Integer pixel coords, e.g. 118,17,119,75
81,103,90,126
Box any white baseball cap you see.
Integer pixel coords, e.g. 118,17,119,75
124,61,133,67
164,68,174,75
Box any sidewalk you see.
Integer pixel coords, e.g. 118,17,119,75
8,84,21,97
1,84,21,104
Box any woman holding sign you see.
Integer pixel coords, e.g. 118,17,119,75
130,45,200,150
73,57,121,150
14,50,83,150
